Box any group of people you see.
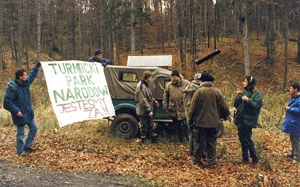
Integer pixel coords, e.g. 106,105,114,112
2,50,300,169
134,68,300,169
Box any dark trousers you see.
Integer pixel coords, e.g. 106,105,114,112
290,135,300,161
238,126,258,162
188,125,194,155
171,118,188,142
193,127,217,166
139,116,155,138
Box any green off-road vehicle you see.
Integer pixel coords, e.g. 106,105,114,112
104,65,173,139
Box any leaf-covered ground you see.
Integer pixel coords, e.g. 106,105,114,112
0,116,299,187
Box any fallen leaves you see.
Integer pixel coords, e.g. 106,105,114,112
0,121,300,187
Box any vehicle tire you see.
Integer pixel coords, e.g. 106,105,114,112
217,121,224,138
110,114,139,139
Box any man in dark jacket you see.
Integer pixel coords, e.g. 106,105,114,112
3,62,41,155
189,73,230,169
88,49,112,67
234,76,263,165
135,71,159,143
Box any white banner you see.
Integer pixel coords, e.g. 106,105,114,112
41,60,115,127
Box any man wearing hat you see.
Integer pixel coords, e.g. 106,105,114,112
163,69,190,142
189,72,230,169
88,49,112,67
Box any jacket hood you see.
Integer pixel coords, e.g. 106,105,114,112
200,81,213,87
183,81,200,93
191,80,200,85
7,78,20,90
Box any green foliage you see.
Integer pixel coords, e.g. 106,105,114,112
259,92,287,129
253,138,265,159
260,155,274,171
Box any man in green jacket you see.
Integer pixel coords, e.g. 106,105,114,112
163,70,190,142
234,76,263,165
189,73,230,169
135,71,159,143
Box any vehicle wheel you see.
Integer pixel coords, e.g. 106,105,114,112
217,121,224,138
110,114,139,139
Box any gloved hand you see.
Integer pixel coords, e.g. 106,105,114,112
102,63,107,67
106,60,112,65
36,61,41,68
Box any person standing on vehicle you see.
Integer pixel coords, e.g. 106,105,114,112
163,69,190,142
3,62,41,156
88,49,112,67
189,73,230,169
135,71,159,143
282,81,300,162
234,76,263,165
183,73,201,155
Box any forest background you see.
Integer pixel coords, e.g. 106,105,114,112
1,0,300,186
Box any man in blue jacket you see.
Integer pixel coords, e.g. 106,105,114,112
282,81,300,162
88,49,112,67
3,62,41,156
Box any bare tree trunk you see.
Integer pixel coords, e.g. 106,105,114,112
242,1,250,76
204,0,207,47
256,3,261,39
160,0,165,53
213,0,218,49
283,2,288,90
235,0,240,43
190,0,196,73
113,34,117,64
78,3,82,60
177,0,185,67
10,26,16,63
296,34,300,63
72,3,76,59
0,0,3,70
113,0,118,64
17,0,23,67
139,18,144,54
88,20,92,57
36,0,41,62
24,2,29,66
131,0,135,55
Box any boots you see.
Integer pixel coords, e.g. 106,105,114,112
140,136,146,144
151,136,158,144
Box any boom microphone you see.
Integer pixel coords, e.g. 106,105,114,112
196,49,221,65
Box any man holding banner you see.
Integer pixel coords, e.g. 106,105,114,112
4,62,41,156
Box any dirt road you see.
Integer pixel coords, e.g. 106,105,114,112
0,160,149,187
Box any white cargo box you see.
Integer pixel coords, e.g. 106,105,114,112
127,55,172,67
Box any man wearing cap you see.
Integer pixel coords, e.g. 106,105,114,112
88,49,112,67
163,69,190,142
189,72,230,169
